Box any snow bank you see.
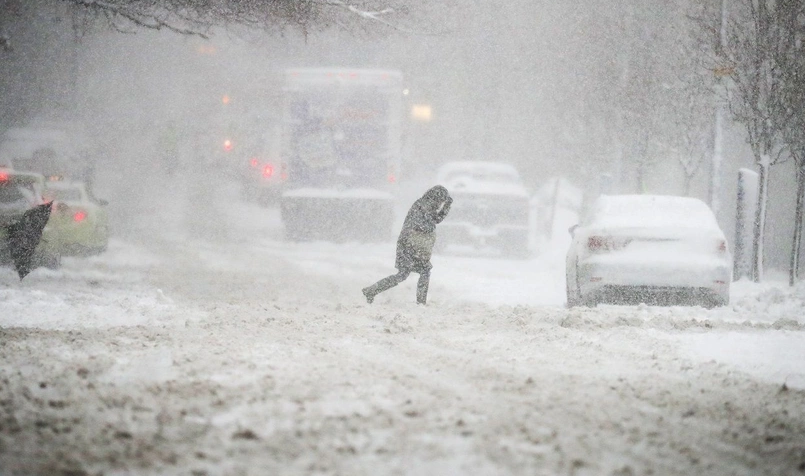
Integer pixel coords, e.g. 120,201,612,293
729,277,805,325
0,239,187,330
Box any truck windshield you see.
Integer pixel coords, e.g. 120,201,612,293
286,86,391,188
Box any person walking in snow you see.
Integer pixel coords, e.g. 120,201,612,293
362,185,453,305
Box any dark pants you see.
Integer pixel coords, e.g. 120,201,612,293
364,267,431,304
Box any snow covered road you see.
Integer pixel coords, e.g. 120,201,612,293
1,192,805,475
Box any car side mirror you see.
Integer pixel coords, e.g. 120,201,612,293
568,224,579,236
98,199,109,206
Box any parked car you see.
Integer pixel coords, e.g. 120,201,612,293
0,170,61,269
43,179,109,255
565,194,731,308
436,161,530,258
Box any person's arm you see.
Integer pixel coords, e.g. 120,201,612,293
410,201,436,233
434,196,453,224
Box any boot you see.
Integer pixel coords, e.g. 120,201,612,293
362,287,375,304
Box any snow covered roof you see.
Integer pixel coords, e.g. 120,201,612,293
591,194,720,230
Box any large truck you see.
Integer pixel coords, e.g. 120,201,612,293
279,68,404,241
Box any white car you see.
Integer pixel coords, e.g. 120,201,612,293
436,161,531,258
566,194,731,308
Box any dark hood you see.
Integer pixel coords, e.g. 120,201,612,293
422,185,449,203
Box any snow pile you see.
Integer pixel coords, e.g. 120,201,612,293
729,278,805,326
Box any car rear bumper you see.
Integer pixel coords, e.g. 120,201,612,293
45,222,108,253
584,285,727,306
577,257,731,303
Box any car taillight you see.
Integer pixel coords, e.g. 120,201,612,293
249,158,259,168
73,210,87,222
0,172,8,182
587,236,630,252
262,164,274,178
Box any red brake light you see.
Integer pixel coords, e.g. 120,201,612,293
249,158,259,168
588,236,606,251
223,139,233,152
0,172,8,182
262,164,274,178
73,210,87,222
587,236,630,252
388,173,396,183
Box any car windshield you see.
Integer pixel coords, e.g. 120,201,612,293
45,188,82,202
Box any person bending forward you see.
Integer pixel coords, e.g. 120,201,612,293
362,185,452,305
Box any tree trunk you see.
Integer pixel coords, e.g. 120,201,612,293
752,159,770,282
684,173,693,197
790,165,805,286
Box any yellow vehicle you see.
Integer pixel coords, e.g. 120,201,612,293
43,179,109,255
0,170,61,269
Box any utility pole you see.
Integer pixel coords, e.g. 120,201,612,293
709,0,729,218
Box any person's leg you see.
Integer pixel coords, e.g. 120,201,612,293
363,269,410,303
416,268,431,304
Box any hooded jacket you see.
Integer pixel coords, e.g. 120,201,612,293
395,185,452,272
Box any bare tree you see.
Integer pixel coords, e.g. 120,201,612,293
672,94,713,196
776,0,805,285
544,0,700,195
62,0,417,37
722,0,795,282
